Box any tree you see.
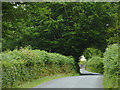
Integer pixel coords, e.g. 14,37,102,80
2,2,119,62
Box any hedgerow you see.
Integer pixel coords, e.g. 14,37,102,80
83,44,118,88
85,56,104,73
1,47,78,88
102,43,118,88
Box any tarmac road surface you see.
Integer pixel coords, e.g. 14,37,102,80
33,68,103,88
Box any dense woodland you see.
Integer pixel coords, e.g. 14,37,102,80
2,2,119,60
1,2,119,88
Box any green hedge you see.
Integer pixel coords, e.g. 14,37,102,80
83,44,118,88
85,56,104,73
2,47,78,88
83,48,102,60
102,44,118,88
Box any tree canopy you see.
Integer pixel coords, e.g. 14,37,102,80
2,2,119,61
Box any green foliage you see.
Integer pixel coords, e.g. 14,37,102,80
103,44,118,75
103,70,118,88
106,26,119,45
85,56,104,73
15,73,80,88
102,43,118,88
0,43,1,52
1,48,77,88
2,2,119,61
83,48,102,60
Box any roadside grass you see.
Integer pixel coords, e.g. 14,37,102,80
12,73,80,88
103,73,118,88
85,67,102,73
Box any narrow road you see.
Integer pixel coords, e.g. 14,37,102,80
33,67,103,88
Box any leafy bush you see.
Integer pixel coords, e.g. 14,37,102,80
102,43,118,88
103,70,118,88
85,56,104,73
103,44,118,75
83,48,102,60
1,48,78,88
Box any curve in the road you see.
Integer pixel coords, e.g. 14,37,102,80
33,68,103,88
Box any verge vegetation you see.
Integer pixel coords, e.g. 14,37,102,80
84,43,118,88
14,73,79,88
102,44,118,88
1,47,79,88
85,56,104,73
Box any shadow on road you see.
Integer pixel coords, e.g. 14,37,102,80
79,64,103,76
80,73,103,76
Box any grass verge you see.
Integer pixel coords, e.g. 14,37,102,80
103,72,118,88
85,67,101,73
12,73,80,88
